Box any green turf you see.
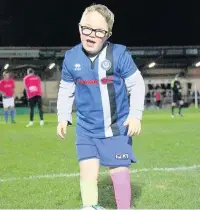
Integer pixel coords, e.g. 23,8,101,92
0,108,200,209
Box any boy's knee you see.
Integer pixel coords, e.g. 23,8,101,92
109,166,129,174
80,158,99,180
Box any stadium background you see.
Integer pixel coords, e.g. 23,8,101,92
0,46,200,112
0,0,200,209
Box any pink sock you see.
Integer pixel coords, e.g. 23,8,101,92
110,169,131,209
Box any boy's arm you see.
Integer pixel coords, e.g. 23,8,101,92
124,70,145,120
57,80,75,124
119,49,145,120
57,53,75,125
119,49,145,136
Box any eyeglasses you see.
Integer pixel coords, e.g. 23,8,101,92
79,25,109,38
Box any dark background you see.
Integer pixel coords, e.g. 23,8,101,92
0,0,200,47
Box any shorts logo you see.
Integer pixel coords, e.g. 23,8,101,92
101,59,111,71
115,154,129,159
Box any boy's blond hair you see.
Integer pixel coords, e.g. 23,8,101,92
80,4,115,33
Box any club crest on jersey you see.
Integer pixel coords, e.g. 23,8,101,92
74,63,81,71
101,59,111,71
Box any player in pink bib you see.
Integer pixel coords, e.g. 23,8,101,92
23,68,44,127
0,71,16,124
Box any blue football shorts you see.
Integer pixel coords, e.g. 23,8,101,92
76,135,136,167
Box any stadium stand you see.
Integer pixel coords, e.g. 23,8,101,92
0,46,200,111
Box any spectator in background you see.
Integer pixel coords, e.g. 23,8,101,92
145,92,151,109
154,87,162,110
192,90,200,106
23,68,44,127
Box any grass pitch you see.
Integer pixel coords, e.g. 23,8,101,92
0,107,200,209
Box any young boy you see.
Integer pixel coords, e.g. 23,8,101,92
57,4,145,209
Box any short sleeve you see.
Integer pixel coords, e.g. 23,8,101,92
37,76,41,82
0,80,2,90
12,80,15,88
23,77,27,87
119,49,137,79
61,53,74,83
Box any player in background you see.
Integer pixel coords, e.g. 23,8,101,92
0,71,16,124
57,4,145,210
171,75,184,117
23,68,44,127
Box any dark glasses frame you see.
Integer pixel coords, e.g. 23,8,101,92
79,24,109,38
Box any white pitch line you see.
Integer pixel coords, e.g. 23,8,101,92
0,120,56,124
0,164,200,183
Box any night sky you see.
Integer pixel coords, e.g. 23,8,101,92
0,0,200,47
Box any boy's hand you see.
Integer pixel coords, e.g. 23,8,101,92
123,117,141,136
57,121,68,139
